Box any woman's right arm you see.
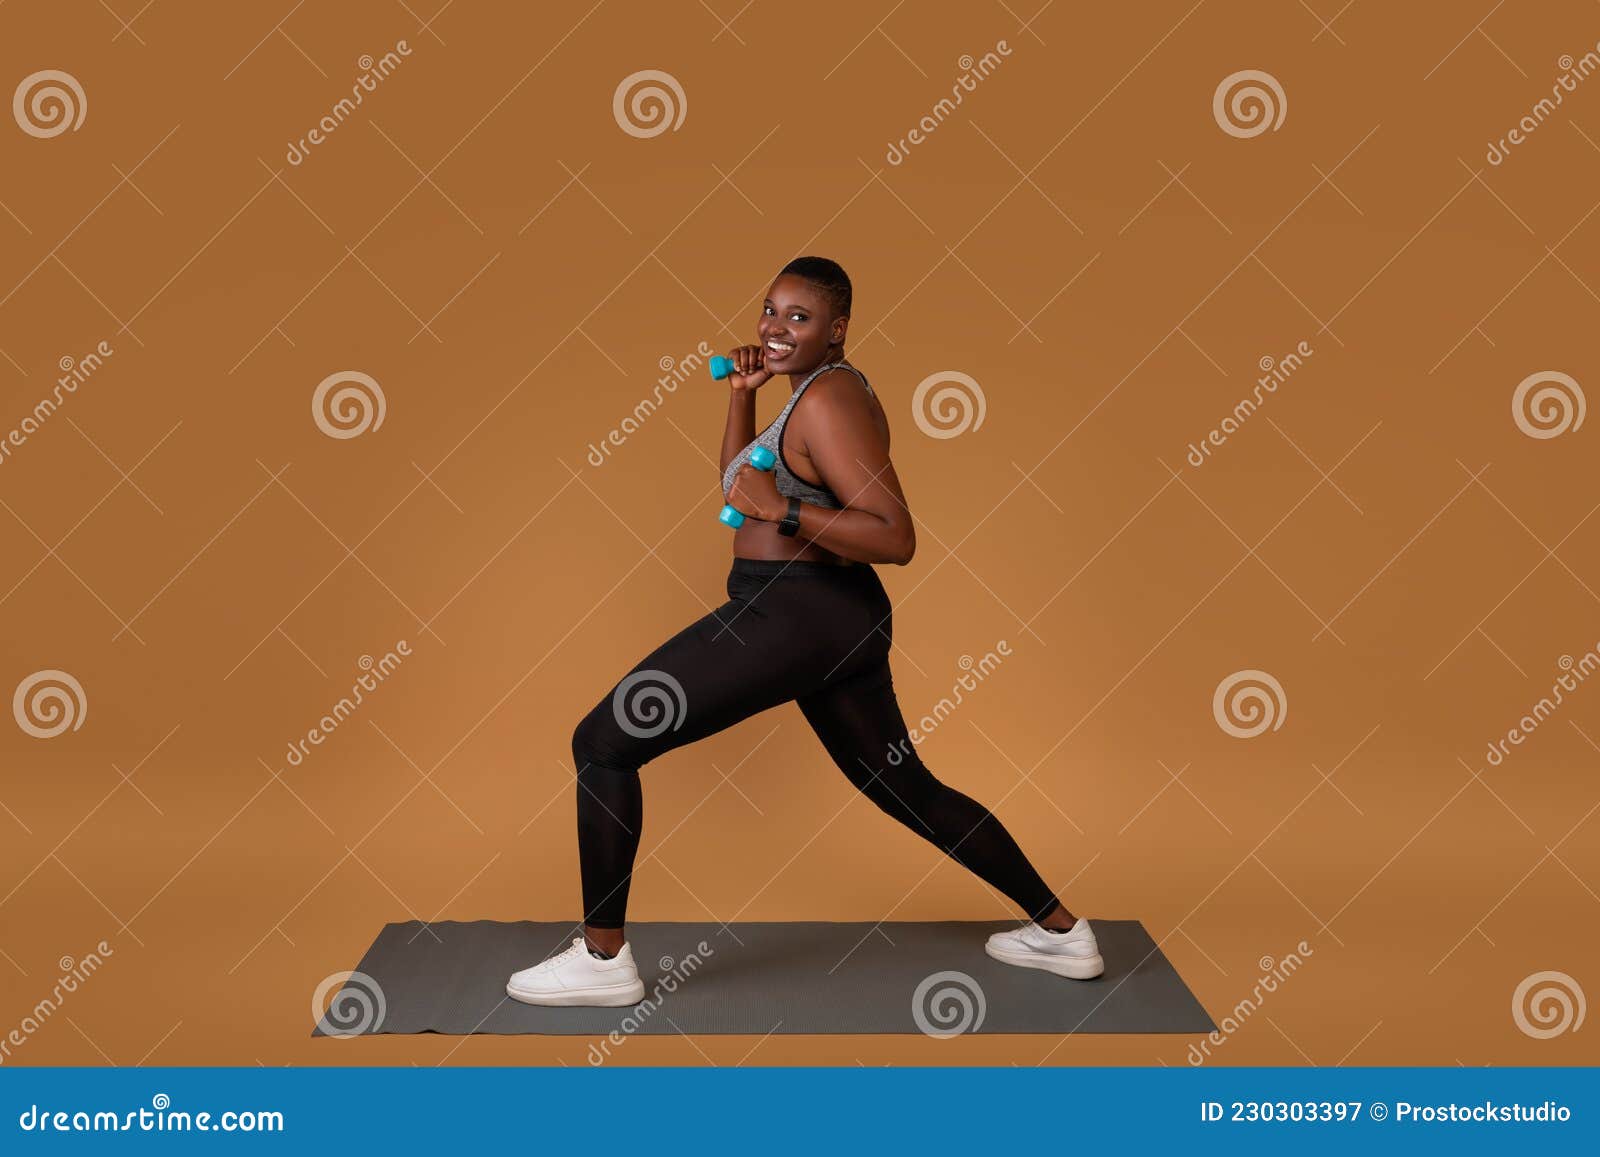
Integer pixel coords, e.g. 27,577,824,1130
717,345,772,475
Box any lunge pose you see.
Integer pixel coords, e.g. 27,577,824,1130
508,257,1101,1006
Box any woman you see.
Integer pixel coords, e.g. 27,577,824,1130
507,257,1102,1007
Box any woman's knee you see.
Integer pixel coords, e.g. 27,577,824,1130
574,689,678,776
572,700,635,773
572,708,644,828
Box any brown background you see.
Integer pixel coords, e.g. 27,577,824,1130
2,0,1598,1067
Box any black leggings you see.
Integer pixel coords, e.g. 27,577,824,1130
572,557,1063,929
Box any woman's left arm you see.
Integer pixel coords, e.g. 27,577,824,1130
787,377,916,565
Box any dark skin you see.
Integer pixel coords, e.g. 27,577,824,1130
583,273,1076,957
718,274,911,566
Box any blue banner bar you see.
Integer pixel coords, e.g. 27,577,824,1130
2,1066,1593,1152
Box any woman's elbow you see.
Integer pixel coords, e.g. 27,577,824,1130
885,522,916,566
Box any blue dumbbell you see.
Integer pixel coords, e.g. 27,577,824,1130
708,355,736,381
720,445,776,528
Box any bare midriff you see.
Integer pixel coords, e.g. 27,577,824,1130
731,518,854,564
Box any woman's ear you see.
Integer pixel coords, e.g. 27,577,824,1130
832,315,849,344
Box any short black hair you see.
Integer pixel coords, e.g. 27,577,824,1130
779,255,852,318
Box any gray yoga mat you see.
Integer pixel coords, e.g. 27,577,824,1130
314,919,1214,1037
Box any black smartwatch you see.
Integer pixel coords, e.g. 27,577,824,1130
777,497,802,537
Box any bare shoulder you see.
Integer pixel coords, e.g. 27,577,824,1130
802,367,874,413
792,366,888,447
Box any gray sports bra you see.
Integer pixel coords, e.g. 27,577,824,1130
720,361,875,511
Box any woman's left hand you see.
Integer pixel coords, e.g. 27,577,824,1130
727,461,786,523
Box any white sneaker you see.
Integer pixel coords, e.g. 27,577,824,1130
506,938,646,1007
985,918,1104,979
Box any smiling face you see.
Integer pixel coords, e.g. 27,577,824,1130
758,273,847,373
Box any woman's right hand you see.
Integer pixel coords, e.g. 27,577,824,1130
724,345,774,393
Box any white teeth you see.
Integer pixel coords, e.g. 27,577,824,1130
766,341,794,353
